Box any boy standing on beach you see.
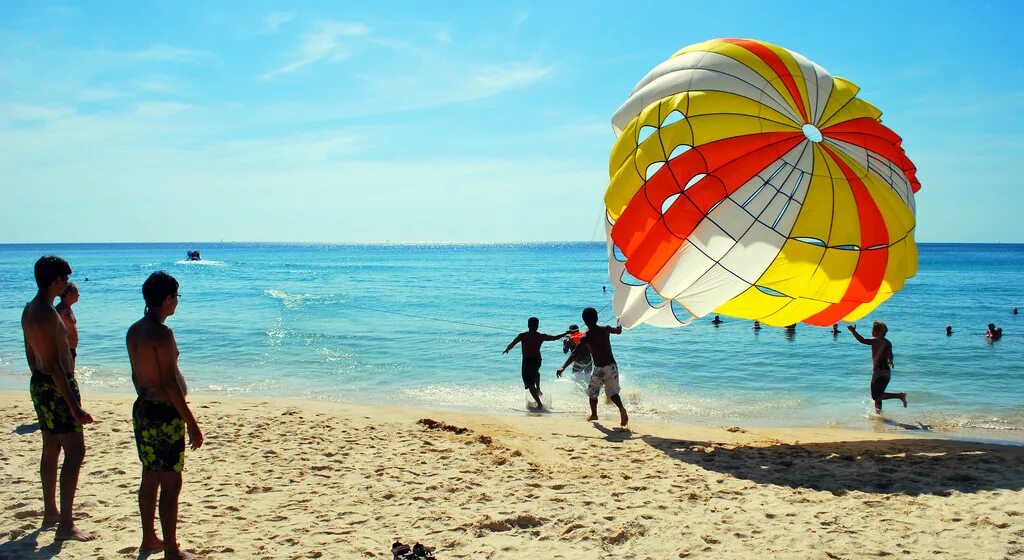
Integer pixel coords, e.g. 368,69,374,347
22,256,94,541
126,272,203,559
56,282,79,364
848,322,906,413
557,307,629,427
503,317,568,408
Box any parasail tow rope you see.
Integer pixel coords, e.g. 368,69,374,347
334,301,522,333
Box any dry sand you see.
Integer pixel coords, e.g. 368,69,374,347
1,391,1022,559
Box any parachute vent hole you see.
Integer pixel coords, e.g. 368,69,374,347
794,237,827,247
611,243,627,263
645,161,665,180
661,110,685,127
644,285,666,309
669,144,692,161
637,125,658,144
661,193,681,215
834,244,861,251
619,268,646,287
755,285,790,298
670,300,694,323
864,243,888,251
684,173,707,191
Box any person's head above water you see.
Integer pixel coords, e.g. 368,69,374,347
527,317,539,331
568,324,579,332
872,321,888,336
988,323,997,331
143,271,180,313
582,307,598,327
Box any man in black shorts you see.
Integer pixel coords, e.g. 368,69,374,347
503,317,568,408
848,321,906,413
22,256,95,541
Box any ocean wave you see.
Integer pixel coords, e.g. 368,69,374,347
174,259,226,266
262,289,344,309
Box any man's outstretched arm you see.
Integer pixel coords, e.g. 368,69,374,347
502,334,522,354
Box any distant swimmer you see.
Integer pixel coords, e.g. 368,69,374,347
752,321,761,331
831,324,840,335
848,322,906,414
22,256,94,541
503,317,568,409
785,324,796,333
1013,307,1018,315
556,307,629,426
986,323,1003,341
603,286,607,294
711,315,723,326
946,325,953,336
562,324,594,376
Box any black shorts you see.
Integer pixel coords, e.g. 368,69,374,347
870,369,891,400
521,357,541,389
30,372,82,434
133,398,186,473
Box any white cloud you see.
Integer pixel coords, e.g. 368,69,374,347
0,103,76,122
263,12,294,32
260,21,371,80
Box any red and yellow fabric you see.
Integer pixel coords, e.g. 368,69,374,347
606,38,920,328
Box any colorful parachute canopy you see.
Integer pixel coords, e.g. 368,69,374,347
606,38,920,329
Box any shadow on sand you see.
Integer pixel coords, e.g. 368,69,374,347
13,422,39,435
642,435,1024,495
0,529,65,560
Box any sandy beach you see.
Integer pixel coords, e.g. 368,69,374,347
1,391,1022,559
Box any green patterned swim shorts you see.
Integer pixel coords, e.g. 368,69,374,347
132,398,186,473
30,372,82,434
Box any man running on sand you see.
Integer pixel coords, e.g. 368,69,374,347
126,272,204,559
848,322,906,414
503,317,568,409
22,255,95,541
557,307,628,426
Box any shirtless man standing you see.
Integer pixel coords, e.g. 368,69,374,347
502,317,569,408
56,282,79,364
126,271,203,559
22,256,94,541
557,307,628,426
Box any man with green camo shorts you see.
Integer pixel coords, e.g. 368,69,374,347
126,271,203,560
22,255,95,542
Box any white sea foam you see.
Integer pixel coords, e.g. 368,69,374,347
174,259,225,266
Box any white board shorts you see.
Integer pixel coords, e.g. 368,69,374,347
586,364,621,399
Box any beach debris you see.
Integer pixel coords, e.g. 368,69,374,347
417,418,469,434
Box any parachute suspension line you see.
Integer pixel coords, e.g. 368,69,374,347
336,301,521,333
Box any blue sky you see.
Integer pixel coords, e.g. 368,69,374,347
1,0,1022,243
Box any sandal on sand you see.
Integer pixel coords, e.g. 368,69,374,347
412,542,436,559
392,541,414,560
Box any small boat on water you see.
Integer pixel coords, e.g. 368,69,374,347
186,250,201,261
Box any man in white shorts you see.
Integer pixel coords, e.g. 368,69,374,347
556,307,628,426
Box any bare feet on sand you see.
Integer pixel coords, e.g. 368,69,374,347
41,511,59,527
140,534,164,552
620,410,629,427
587,414,598,421
899,393,908,407
55,524,95,541
163,548,197,559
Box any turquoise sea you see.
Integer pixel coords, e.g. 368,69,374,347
0,243,1021,440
